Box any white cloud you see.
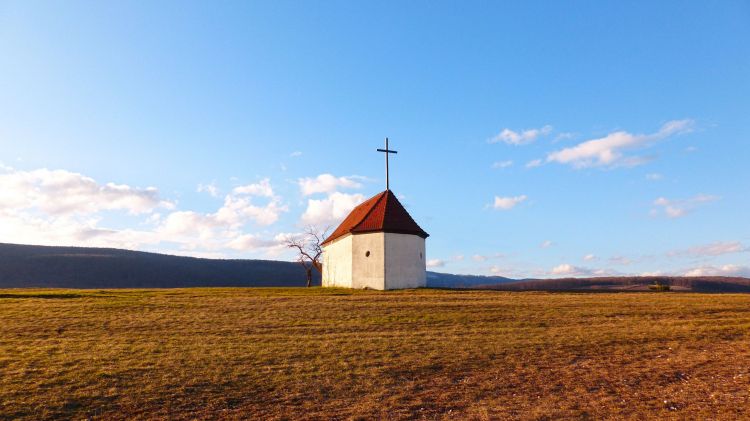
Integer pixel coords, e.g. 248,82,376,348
492,160,513,169
161,190,287,241
226,233,279,251
540,240,554,249
525,159,543,168
652,194,719,219
669,241,747,258
300,192,365,226
554,132,576,142
490,266,510,276
645,173,663,181
550,263,613,277
452,254,465,261
232,178,275,197
0,211,161,251
290,151,303,157
470,253,503,262
298,174,363,196
489,125,552,145
154,185,288,256
426,259,445,268
492,195,527,210
639,271,665,277
609,255,633,265
216,195,286,226
666,208,685,218
693,194,719,203
682,264,750,278
0,167,172,216
583,254,597,262
545,119,694,168
0,167,290,257
197,182,220,198
551,264,590,276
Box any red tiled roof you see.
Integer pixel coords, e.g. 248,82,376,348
321,190,429,246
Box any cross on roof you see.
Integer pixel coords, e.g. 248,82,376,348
377,137,398,190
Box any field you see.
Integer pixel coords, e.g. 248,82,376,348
1,289,749,420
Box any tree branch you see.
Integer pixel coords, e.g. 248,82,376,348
284,226,331,280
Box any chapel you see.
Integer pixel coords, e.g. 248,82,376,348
321,189,429,289
320,139,429,290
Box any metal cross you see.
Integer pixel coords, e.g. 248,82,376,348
377,137,398,190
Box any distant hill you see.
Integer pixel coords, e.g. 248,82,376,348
1,243,748,292
0,243,316,288
426,271,515,288
0,243,501,289
479,276,750,293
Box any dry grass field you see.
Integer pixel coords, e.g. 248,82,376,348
1,288,749,420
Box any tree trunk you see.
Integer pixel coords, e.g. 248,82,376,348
306,268,312,287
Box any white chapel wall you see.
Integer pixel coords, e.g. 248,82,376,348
322,234,353,287
351,232,385,289
384,233,426,289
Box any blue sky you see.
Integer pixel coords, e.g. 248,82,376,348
1,1,748,278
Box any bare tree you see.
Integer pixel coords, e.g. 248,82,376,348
285,226,330,287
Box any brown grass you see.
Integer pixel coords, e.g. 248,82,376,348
1,288,749,420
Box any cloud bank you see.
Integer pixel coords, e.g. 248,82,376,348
0,167,290,257
298,174,363,196
545,119,693,168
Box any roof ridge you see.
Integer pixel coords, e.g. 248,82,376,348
321,189,428,246
381,189,395,221
386,192,420,228
351,190,388,231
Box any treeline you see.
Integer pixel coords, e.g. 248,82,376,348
3,243,748,291
0,243,318,288
426,272,514,288
481,276,750,292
